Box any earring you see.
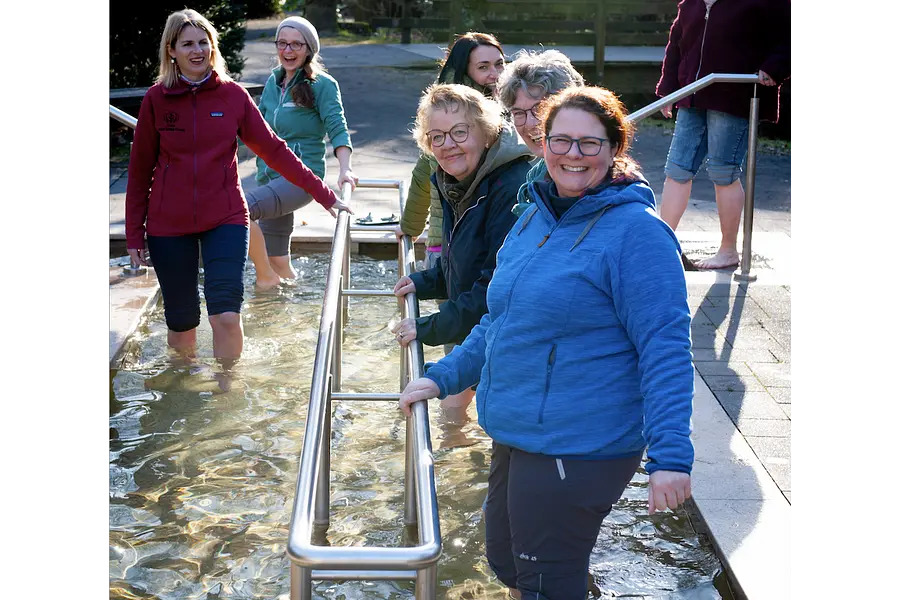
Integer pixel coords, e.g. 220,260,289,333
171,58,175,64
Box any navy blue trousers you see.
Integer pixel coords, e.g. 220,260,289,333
146,224,249,332
484,442,642,599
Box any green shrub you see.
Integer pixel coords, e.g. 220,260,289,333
245,0,283,19
338,20,372,36
110,1,247,89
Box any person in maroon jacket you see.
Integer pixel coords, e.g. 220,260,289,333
126,9,351,365
656,0,790,269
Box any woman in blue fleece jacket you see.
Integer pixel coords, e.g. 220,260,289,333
399,86,694,599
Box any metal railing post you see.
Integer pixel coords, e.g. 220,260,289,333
314,383,332,529
291,563,313,600
735,85,761,282
416,565,438,600
342,226,350,323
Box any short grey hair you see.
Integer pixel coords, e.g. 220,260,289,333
496,49,585,109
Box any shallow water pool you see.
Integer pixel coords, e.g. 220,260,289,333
110,254,728,599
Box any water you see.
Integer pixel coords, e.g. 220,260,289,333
110,254,727,599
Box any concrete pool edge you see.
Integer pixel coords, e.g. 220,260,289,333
107,259,790,600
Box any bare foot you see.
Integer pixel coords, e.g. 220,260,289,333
272,264,298,280
697,249,739,270
255,273,283,290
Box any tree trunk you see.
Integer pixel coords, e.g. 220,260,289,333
304,0,339,36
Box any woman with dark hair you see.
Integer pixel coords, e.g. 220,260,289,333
436,32,505,97
399,86,694,598
399,33,507,316
246,16,358,289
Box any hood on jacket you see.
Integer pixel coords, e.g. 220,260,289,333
530,171,652,217
436,121,533,217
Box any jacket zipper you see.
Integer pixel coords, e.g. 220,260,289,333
445,194,486,294
694,4,712,83
537,344,557,424
161,163,170,208
266,81,291,181
482,199,592,429
192,90,198,226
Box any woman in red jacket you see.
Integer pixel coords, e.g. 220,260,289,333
126,9,350,365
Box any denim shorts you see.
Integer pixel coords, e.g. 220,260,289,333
146,224,249,332
664,107,749,186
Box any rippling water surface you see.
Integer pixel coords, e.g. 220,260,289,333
110,254,727,599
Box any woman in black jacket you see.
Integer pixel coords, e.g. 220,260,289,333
391,83,532,409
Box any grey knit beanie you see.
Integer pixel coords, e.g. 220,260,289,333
276,16,320,56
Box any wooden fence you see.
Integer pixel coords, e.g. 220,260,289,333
371,0,677,82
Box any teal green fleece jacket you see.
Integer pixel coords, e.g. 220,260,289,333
255,66,352,182
423,178,694,474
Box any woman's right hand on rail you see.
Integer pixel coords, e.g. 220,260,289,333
128,247,149,267
399,378,440,417
327,197,354,218
393,275,416,298
660,103,673,119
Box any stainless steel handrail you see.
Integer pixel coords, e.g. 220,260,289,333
627,73,764,281
109,103,442,586
287,179,441,599
110,105,137,129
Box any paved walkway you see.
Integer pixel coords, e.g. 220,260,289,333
110,29,790,598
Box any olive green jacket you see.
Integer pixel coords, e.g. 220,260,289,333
401,153,443,247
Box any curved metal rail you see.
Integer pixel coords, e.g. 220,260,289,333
286,179,441,599
627,73,764,281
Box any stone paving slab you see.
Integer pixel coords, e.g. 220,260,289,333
109,265,159,366
385,43,666,65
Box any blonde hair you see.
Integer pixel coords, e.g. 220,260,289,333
156,9,232,88
412,84,504,156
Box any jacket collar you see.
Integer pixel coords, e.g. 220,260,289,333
162,69,221,96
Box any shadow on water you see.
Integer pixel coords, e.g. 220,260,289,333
110,254,729,599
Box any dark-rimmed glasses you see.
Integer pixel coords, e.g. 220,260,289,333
510,103,541,126
546,135,608,156
275,40,308,52
426,123,470,148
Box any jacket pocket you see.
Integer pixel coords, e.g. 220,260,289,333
155,164,170,213
537,343,557,424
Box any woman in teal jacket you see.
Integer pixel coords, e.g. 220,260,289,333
399,87,694,599
246,16,358,288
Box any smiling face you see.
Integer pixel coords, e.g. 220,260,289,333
544,107,617,198
466,45,505,92
168,25,211,81
427,106,489,181
276,26,310,78
511,86,547,157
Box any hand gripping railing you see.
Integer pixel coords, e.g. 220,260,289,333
627,73,764,282
286,178,441,599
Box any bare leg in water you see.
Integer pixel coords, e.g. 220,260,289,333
248,220,283,290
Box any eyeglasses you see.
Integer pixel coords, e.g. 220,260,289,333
275,40,308,52
509,103,541,126
426,123,470,148
546,135,609,156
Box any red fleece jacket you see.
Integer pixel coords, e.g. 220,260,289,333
125,71,338,249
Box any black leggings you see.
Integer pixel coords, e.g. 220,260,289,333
484,443,642,599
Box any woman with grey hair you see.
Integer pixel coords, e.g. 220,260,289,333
495,49,584,216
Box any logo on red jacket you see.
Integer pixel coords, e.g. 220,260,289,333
160,111,185,132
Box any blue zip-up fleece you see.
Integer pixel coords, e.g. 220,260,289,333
423,178,695,474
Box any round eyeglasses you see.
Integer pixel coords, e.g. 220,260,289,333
275,40,308,52
546,135,608,156
510,104,541,126
426,123,470,148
